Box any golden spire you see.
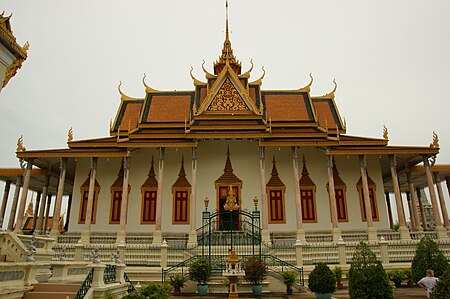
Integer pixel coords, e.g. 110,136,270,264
214,0,241,75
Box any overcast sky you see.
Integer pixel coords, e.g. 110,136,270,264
1,1,449,224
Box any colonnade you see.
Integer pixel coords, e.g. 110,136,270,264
1,150,449,245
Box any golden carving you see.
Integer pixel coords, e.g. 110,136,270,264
430,131,439,148
16,135,25,152
68,127,73,142
3,57,26,88
383,125,388,140
223,186,239,211
208,78,249,111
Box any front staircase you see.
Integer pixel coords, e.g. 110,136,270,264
23,283,81,299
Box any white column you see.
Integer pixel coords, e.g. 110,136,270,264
259,146,270,244
423,156,448,239
117,155,130,243
359,155,377,241
15,158,34,234
36,175,50,235
291,147,305,243
188,148,198,246
0,181,11,229
153,147,165,245
389,155,410,240
416,188,427,230
327,154,341,241
434,173,450,230
81,157,98,243
8,176,22,231
51,158,67,238
406,171,422,232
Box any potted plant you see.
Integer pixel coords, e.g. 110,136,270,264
280,271,298,295
334,266,344,289
189,257,212,296
308,263,336,299
168,274,187,296
403,268,414,287
387,269,405,288
244,256,267,295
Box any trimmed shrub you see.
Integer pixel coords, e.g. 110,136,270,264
430,267,450,299
188,257,212,285
244,256,267,285
140,283,171,299
308,262,336,294
411,236,449,283
348,242,393,299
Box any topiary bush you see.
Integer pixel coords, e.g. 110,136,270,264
430,267,450,299
244,256,267,285
348,242,393,299
122,283,171,299
188,257,212,285
308,262,336,294
412,236,449,283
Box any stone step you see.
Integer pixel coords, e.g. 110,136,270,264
23,283,81,299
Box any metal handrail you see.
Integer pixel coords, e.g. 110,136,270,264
103,264,116,284
74,269,93,299
161,255,197,282
124,272,136,293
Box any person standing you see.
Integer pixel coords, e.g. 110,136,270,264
418,269,439,298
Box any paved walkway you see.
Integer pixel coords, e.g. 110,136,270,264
173,286,426,298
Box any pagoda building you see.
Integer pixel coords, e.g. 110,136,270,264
1,3,450,247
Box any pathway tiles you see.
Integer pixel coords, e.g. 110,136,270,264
174,286,426,298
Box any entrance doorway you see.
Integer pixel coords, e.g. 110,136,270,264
218,186,240,230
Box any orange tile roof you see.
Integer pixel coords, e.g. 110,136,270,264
264,93,312,121
147,95,191,122
119,102,143,131
313,101,337,129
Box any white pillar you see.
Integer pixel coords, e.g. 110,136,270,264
117,155,130,244
259,146,270,243
8,176,22,231
423,156,448,240
188,148,198,246
50,158,67,238
81,157,98,243
291,147,305,243
359,155,377,241
434,173,450,230
153,147,165,245
327,155,341,241
15,158,34,234
389,155,410,240
406,171,422,232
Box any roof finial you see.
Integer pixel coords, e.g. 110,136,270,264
226,0,230,43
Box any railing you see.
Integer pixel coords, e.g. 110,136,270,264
103,265,116,284
74,269,93,299
161,256,197,282
262,254,304,286
124,273,136,293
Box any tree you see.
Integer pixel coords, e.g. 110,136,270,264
411,236,449,283
430,267,450,299
348,242,393,299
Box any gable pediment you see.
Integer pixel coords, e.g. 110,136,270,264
207,78,250,112
195,64,262,116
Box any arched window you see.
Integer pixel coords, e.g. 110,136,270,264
141,157,158,224
327,158,348,222
300,156,317,222
109,163,130,224
172,157,191,224
266,156,286,224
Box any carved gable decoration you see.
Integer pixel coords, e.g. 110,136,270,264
207,78,249,112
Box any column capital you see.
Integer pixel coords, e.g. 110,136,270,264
389,154,397,167
327,154,333,168
259,146,265,160
359,154,367,168
90,157,98,169
159,147,166,160
291,146,298,159
192,147,197,160
123,156,130,170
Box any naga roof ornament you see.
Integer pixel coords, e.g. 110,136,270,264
297,73,314,92
190,67,206,86
16,135,25,152
68,127,73,143
323,79,338,99
249,66,265,86
142,73,158,93
430,131,439,148
383,125,389,140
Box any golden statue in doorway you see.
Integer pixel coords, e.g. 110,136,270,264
224,186,239,211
